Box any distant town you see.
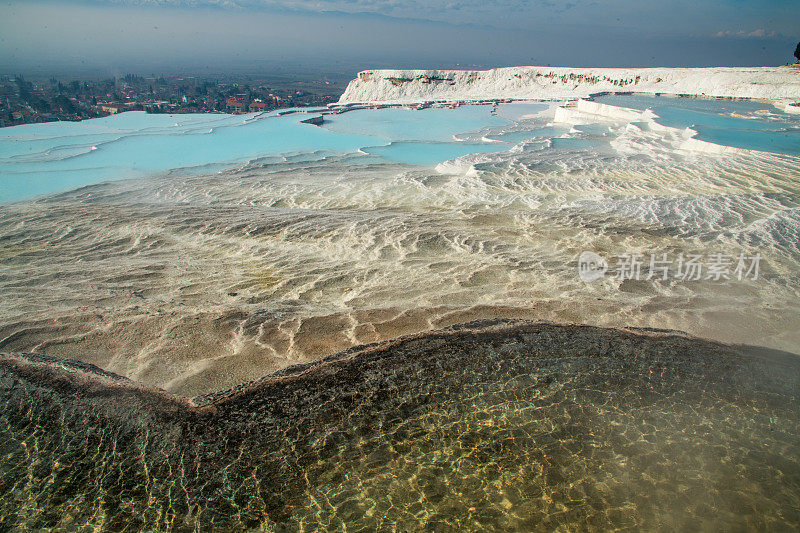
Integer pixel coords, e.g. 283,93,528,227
0,73,347,127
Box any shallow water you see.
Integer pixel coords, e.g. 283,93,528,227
4,96,797,204
364,141,510,165
593,94,800,155
0,105,511,202
0,110,379,202
2,322,799,530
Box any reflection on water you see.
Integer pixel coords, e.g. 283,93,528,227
1,321,799,530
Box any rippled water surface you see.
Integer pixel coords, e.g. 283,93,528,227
2,322,799,530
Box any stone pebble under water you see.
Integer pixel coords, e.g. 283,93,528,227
1,320,798,531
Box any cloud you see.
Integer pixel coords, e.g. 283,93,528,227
65,0,800,39
77,0,586,18
713,28,778,39
62,0,603,33
3,0,795,73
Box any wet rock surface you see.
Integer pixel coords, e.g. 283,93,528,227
1,320,799,531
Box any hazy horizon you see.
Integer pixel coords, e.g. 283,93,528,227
1,1,797,79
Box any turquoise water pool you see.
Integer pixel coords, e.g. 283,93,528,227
1,97,798,203
322,106,509,142
485,126,568,143
593,94,800,155
0,106,513,202
364,141,509,165
0,110,382,202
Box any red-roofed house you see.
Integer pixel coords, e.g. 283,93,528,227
249,100,267,112
225,98,248,114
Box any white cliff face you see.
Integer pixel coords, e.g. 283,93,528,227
337,66,800,104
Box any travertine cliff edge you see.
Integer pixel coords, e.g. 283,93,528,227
338,66,800,104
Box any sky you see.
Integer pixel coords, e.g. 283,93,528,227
0,0,797,77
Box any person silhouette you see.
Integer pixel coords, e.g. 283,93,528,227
795,41,800,63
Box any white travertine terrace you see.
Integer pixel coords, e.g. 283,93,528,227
337,66,800,104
